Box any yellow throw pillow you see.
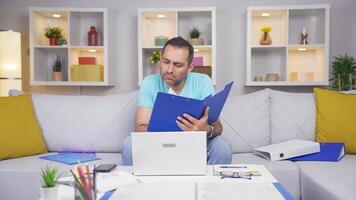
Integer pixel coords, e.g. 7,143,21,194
314,88,356,154
0,94,47,160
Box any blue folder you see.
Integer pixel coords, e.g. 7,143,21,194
289,143,345,162
39,153,101,165
148,82,233,132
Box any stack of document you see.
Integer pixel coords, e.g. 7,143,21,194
109,181,196,200
58,170,141,193
197,182,285,200
95,171,141,192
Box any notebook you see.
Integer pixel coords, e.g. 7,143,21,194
289,143,345,162
39,153,101,165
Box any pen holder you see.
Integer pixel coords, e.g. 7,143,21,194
74,173,96,200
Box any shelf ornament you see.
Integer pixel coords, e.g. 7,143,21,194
259,25,272,45
300,28,308,45
88,26,98,46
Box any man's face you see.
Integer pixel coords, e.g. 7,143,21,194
160,44,193,87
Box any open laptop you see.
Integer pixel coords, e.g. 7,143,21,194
131,131,207,176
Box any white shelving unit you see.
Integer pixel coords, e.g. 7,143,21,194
29,7,112,86
138,7,216,85
246,5,330,86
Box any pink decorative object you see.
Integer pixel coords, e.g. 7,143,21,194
192,57,204,66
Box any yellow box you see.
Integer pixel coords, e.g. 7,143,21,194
71,65,104,82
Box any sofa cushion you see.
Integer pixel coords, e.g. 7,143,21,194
314,88,356,153
270,90,316,144
0,152,122,200
13,91,138,152
0,94,47,160
232,153,300,200
220,89,270,153
296,155,356,200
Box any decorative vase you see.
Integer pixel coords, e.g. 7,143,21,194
154,35,168,46
49,38,58,46
259,32,272,45
188,38,204,45
52,72,63,81
40,186,58,200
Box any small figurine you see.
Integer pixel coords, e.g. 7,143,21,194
88,26,98,46
300,28,308,45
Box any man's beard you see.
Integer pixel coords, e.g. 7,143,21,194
162,73,185,87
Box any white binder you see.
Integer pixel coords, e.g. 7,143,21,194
253,139,320,161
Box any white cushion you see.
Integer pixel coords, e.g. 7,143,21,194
27,91,138,152
270,90,316,144
220,89,270,153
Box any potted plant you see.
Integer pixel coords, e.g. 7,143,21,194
150,50,161,73
259,25,272,45
330,54,356,91
44,27,63,45
40,166,60,200
52,57,63,81
188,27,204,45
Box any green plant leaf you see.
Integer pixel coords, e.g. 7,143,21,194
190,27,201,39
330,54,356,91
41,166,59,187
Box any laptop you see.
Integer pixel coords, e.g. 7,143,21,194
131,131,207,176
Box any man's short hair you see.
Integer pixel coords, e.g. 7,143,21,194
162,36,194,65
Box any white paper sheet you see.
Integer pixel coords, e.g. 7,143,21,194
197,182,285,200
109,181,196,200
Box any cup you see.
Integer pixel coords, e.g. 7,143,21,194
74,174,96,200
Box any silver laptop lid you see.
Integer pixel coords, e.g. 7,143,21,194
131,132,207,176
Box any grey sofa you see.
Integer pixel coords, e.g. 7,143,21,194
0,89,355,200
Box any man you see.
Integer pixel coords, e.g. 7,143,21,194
122,36,232,165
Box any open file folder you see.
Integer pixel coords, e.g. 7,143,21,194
253,139,320,161
148,82,233,132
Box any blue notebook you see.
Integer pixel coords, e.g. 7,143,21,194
289,143,345,162
39,153,101,165
148,82,233,131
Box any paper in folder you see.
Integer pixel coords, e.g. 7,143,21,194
148,81,233,132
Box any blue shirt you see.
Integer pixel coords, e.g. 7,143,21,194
139,73,215,108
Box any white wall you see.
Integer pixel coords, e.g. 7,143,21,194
0,0,355,96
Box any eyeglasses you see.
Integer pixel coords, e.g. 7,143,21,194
219,171,261,180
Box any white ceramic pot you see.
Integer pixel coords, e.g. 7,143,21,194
40,186,58,200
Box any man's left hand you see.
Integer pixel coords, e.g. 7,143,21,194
176,107,210,132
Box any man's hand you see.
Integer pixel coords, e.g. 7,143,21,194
176,107,211,133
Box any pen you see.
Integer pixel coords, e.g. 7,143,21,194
85,164,93,199
93,165,97,200
219,166,247,169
